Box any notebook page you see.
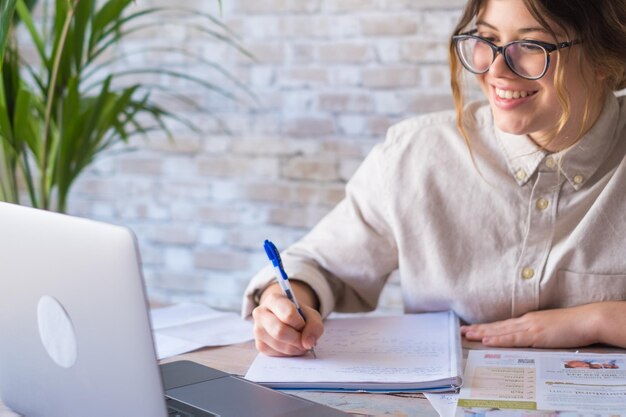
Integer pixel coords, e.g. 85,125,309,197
245,311,459,388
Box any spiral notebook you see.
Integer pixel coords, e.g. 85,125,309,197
245,311,463,392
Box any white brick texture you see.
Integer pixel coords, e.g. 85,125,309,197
68,0,466,312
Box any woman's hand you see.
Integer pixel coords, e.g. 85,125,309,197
461,303,607,348
251,281,324,357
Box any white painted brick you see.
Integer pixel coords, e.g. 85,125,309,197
417,10,463,38
322,0,376,13
318,92,373,113
321,16,361,38
280,67,329,88
227,226,304,250
374,91,408,115
268,205,331,228
418,64,451,89
283,116,336,137
151,224,198,245
283,91,318,112
158,181,212,202
201,136,232,154
338,159,363,182
199,226,227,246
337,115,368,136
169,201,202,222
117,202,170,221
196,155,280,179
237,0,321,14
375,40,402,63
194,249,251,271
360,16,418,37
362,66,419,88
318,42,371,64
401,39,449,63
210,180,240,202
321,138,377,158
164,157,199,178
231,137,321,156
328,67,362,86
282,156,339,181
91,202,116,218
165,247,194,272
288,43,317,64
66,0,466,314
249,67,276,87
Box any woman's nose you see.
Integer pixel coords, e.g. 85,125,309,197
488,53,517,79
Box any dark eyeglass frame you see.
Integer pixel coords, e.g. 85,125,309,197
451,29,582,80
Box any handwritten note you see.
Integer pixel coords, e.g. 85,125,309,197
245,312,462,391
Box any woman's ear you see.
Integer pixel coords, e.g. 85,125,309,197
595,68,608,81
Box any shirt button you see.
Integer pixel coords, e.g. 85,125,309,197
521,267,535,280
545,157,556,169
515,169,527,181
573,174,584,185
536,198,549,210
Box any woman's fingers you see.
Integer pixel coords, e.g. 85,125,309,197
300,304,324,350
252,293,324,356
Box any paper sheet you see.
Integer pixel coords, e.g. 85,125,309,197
456,350,626,416
150,303,253,359
245,312,462,391
425,393,459,417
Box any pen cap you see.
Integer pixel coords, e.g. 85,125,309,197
263,240,288,280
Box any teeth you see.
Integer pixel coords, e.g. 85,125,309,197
496,88,535,99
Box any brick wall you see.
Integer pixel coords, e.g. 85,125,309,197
68,0,467,312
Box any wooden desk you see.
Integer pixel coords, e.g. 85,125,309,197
0,340,441,417
3,339,623,417
161,341,440,417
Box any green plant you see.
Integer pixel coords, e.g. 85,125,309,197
0,0,249,212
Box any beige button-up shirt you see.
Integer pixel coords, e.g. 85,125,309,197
243,94,626,324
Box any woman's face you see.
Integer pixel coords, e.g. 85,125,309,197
475,0,601,150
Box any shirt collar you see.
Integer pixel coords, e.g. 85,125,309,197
496,94,620,190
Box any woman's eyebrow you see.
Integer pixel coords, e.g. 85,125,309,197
476,20,549,35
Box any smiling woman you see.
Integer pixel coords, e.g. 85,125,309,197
244,0,626,358
451,0,626,151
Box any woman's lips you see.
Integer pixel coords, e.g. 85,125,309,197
492,86,538,109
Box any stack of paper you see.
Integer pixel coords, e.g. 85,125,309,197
245,311,463,392
150,303,253,359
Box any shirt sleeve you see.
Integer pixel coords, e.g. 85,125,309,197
242,127,400,319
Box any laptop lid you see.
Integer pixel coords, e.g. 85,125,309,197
0,202,168,417
0,202,352,417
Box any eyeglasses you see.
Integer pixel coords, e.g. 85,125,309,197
452,30,582,80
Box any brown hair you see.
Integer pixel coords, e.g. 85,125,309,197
449,0,626,149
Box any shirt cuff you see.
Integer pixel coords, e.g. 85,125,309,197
241,262,336,320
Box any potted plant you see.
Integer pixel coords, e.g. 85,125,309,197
0,0,250,212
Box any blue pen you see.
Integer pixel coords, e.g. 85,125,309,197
263,239,317,358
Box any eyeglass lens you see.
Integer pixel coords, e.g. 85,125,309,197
457,37,548,79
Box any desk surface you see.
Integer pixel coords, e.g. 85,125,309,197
2,340,623,416
0,339,447,417
163,341,440,417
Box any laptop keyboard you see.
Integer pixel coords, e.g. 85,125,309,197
166,397,219,417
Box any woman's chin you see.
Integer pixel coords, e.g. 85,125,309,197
493,117,531,136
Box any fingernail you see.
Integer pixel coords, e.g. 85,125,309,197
305,336,316,349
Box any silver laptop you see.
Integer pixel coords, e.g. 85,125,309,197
0,202,348,417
